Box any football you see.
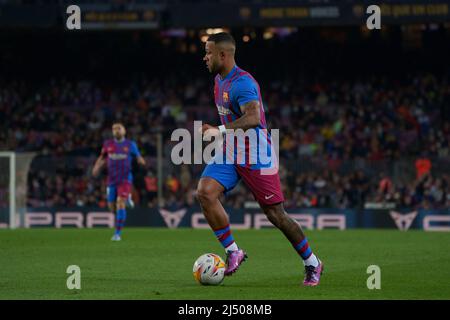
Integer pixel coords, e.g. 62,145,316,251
192,253,226,285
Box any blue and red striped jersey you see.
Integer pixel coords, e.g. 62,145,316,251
101,139,141,185
213,65,273,169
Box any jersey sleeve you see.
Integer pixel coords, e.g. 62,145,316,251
130,141,141,157
232,76,259,108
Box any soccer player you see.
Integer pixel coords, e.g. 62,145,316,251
92,122,146,241
198,32,323,286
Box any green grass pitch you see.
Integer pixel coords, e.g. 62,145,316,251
0,228,449,300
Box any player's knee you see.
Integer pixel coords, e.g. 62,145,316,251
196,184,219,207
263,206,286,228
265,210,280,226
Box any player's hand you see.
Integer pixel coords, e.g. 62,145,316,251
201,124,220,139
137,156,146,167
200,123,215,133
92,167,100,178
92,157,105,177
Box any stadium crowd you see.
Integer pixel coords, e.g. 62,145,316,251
2,71,449,209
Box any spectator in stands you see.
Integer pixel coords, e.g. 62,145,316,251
415,154,432,180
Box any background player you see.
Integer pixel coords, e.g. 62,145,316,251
92,122,146,241
198,32,323,286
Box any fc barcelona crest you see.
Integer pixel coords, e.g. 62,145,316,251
123,146,129,152
223,91,229,103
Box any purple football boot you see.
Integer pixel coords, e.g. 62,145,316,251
224,249,248,276
303,260,324,286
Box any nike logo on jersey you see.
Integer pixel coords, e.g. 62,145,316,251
265,194,274,200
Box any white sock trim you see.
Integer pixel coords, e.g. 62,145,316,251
303,253,319,267
225,242,239,253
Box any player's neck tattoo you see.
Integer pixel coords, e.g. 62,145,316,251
114,137,125,143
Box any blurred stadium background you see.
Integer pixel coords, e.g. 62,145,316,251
0,0,449,230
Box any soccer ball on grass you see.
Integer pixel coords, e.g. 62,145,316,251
193,253,226,285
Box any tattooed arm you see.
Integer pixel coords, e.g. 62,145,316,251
201,100,261,135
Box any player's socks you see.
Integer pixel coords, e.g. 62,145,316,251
304,253,319,267
213,224,238,253
115,208,127,236
225,242,239,252
293,237,319,267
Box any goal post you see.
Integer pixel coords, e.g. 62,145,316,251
0,152,35,229
0,152,15,228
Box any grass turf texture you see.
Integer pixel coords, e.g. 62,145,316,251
0,228,449,300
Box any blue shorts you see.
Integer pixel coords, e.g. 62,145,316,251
201,163,240,193
106,182,132,203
